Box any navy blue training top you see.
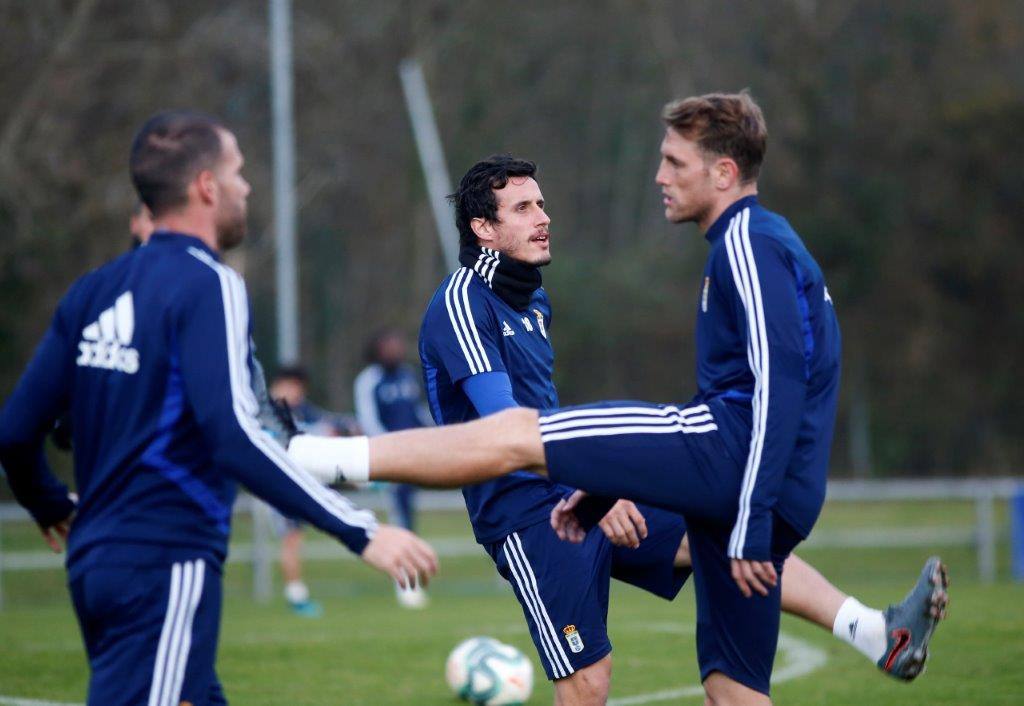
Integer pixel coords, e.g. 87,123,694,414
0,231,377,577
691,196,842,561
419,267,569,544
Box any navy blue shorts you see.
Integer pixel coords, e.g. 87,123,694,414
486,506,688,681
688,517,802,695
539,400,804,695
70,558,227,706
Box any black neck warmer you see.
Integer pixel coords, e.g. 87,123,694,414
459,244,542,312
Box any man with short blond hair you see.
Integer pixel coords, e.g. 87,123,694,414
291,93,948,704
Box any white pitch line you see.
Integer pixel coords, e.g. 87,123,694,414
606,632,828,705
0,697,82,706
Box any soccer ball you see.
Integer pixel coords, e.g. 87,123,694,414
445,636,534,705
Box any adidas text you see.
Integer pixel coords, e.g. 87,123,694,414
76,341,140,374
76,291,140,374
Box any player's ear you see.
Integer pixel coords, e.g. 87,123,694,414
471,217,495,243
713,158,740,191
195,170,217,206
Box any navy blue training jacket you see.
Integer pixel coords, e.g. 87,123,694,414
693,196,841,561
0,231,376,577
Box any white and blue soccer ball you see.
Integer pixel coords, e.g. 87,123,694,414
445,636,534,706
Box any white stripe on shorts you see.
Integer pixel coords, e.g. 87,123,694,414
503,533,574,678
539,412,715,434
166,560,205,706
539,404,717,443
541,422,719,443
538,403,710,426
148,563,183,706
148,560,206,706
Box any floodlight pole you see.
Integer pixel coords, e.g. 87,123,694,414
258,0,298,605
270,0,299,365
399,59,460,271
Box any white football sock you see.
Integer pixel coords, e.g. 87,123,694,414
833,596,887,662
284,580,310,604
287,435,370,483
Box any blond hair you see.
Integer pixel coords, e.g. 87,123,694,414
661,92,767,183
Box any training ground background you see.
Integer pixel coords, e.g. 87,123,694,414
1,498,1022,705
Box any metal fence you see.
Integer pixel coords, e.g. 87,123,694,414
0,478,1020,608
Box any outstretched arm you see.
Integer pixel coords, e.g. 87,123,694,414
178,256,437,586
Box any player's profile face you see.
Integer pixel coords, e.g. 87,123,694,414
212,129,251,251
487,176,551,266
655,128,716,226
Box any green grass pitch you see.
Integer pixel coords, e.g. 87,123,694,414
1,502,1023,704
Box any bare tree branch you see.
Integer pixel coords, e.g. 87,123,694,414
0,0,100,176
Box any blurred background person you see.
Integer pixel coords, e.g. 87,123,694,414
354,328,434,609
129,201,155,247
269,364,343,617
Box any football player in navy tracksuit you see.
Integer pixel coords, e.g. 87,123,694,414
0,111,436,706
306,96,947,704
417,157,692,704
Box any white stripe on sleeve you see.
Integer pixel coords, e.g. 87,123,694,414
458,271,492,372
188,248,378,537
724,209,770,559
444,270,482,374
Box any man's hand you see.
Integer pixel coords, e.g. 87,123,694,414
730,558,777,598
550,490,587,543
39,494,76,553
597,500,648,549
40,519,71,553
360,525,439,589
551,492,648,549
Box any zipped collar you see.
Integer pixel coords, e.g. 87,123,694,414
147,230,220,260
704,195,760,243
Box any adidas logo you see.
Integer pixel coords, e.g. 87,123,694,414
848,619,859,640
501,321,515,337
75,291,140,374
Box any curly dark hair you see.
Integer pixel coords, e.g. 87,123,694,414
448,154,537,246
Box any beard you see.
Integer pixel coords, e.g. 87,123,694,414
215,203,248,251
667,198,712,226
530,251,552,267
